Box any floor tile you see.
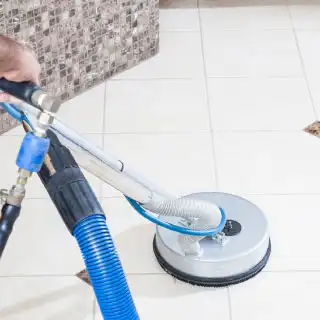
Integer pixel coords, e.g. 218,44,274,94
214,131,320,194
102,133,216,198
200,3,291,30
114,32,204,79
245,194,320,270
207,77,315,130
289,1,320,30
296,30,320,118
3,123,25,136
160,9,200,31
57,83,105,134
229,272,320,320
0,199,85,276
96,274,230,320
101,198,163,274
202,30,303,77
296,30,320,74
105,79,210,133
305,76,320,119
0,134,102,199
0,276,93,320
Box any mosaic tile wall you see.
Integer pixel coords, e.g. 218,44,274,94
0,0,160,133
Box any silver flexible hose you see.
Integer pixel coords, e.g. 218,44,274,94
143,195,222,255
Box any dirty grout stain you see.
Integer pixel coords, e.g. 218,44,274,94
305,121,320,137
76,269,91,286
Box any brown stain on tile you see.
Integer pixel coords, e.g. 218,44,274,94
76,269,92,286
305,121,320,137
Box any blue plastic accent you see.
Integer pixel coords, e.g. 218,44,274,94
1,102,23,121
16,133,50,172
0,102,33,129
125,196,227,236
73,214,139,320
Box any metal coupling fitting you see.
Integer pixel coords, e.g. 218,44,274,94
7,186,25,206
34,112,54,137
6,169,32,206
0,189,8,205
31,90,61,114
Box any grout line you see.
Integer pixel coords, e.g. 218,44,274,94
196,27,295,32
212,129,309,133
93,299,96,320
158,29,201,33
22,192,320,202
126,273,171,276
109,78,198,82
262,270,320,273
287,3,319,121
293,28,320,31
206,75,306,79
110,76,199,81
2,127,317,137
158,29,200,33
100,194,320,199
4,270,320,278
196,2,220,189
211,129,314,133
238,192,320,196
227,287,234,320
160,25,302,32
0,274,79,278
0,273,169,278
109,75,307,82
102,130,211,134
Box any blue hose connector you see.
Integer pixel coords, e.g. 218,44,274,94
16,133,50,172
73,214,140,320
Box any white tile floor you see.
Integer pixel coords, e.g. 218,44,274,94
1,0,320,319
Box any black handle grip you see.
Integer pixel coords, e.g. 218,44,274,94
38,130,104,233
0,204,21,259
0,78,40,105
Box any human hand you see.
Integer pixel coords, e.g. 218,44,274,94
0,39,41,105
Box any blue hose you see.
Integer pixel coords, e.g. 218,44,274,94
73,214,140,320
0,102,33,129
126,196,226,236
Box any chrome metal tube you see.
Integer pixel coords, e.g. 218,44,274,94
19,103,171,204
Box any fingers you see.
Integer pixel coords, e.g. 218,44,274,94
2,45,41,85
0,41,41,90
0,92,10,103
30,72,40,85
0,92,23,106
2,68,39,85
